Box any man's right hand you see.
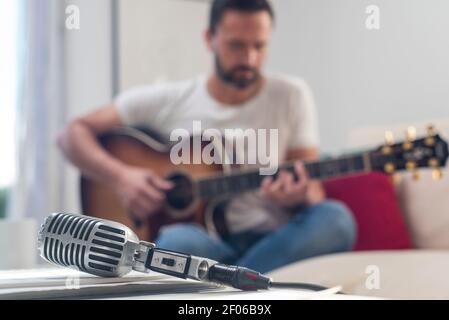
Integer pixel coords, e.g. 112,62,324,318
114,166,174,220
57,105,175,220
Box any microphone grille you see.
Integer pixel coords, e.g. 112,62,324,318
38,213,138,277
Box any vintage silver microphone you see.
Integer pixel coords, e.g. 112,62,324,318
37,212,332,292
37,212,215,280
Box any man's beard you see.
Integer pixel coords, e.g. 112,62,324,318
215,56,260,90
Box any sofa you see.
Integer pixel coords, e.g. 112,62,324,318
268,118,449,299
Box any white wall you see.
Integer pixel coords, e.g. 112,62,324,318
266,0,449,152
65,0,113,118
118,0,211,90
63,0,114,213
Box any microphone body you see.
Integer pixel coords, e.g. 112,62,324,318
38,213,214,280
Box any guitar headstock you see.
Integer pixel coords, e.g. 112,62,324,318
370,125,449,180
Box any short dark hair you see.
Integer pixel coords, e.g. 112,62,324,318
209,0,275,34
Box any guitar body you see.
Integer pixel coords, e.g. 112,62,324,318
81,127,225,242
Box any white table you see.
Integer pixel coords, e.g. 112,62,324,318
0,267,373,300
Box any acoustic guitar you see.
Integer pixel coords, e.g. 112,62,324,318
81,126,448,242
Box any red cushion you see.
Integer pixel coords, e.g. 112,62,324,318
323,172,412,251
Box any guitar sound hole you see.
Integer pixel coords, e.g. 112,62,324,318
165,173,196,211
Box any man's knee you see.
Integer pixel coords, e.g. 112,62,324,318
316,200,357,251
155,223,208,253
291,200,357,251
155,223,236,263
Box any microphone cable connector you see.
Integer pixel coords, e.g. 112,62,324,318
207,263,339,293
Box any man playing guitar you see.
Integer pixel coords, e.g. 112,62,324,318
58,0,356,273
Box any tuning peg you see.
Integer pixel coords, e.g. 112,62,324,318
406,126,417,141
428,158,443,180
385,131,394,145
412,170,420,181
382,131,394,154
428,158,440,168
425,125,437,146
406,161,420,181
427,125,437,137
425,137,436,146
432,168,443,181
406,161,417,170
403,127,416,151
384,163,395,174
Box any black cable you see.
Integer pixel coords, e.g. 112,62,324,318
208,264,346,294
269,281,334,292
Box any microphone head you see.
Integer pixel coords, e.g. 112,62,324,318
38,213,141,277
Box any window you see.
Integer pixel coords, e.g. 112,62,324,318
0,0,18,189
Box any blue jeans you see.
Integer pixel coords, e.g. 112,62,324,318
155,200,357,273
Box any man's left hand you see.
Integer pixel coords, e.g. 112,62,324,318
261,161,324,208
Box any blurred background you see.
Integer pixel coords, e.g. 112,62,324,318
0,0,448,270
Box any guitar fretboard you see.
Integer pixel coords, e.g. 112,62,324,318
197,153,369,199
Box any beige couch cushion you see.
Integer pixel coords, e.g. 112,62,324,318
268,250,449,299
396,168,449,248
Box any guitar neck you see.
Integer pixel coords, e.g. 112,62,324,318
197,152,371,199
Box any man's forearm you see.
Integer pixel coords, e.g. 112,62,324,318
58,120,126,185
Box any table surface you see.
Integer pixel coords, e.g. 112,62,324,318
0,267,374,300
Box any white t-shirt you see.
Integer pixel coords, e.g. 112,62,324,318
115,74,319,233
